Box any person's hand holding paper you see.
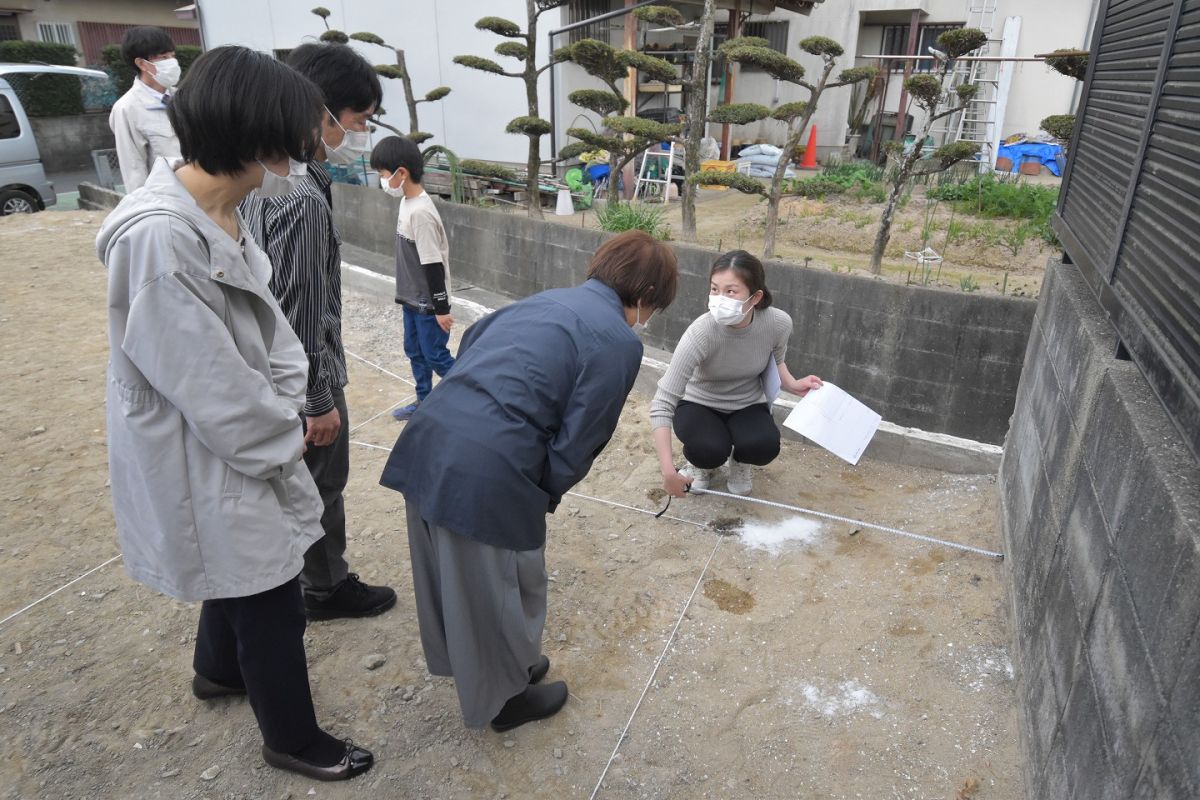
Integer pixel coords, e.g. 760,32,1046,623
782,382,881,465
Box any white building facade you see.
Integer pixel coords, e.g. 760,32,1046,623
194,0,1097,167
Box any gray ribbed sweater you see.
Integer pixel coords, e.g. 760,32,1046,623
650,306,793,429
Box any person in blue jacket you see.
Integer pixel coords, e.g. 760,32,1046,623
380,230,678,732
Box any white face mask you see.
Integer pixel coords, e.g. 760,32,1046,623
708,293,753,326
323,107,370,165
632,301,654,333
255,158,308,198
149,57,180,90
380,173,406,198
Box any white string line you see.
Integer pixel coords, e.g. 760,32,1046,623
589,535,724,800
347,433,723,795
0,555,122,629
564,490,707,530
345,349,416,387
691,487,1004,560
349,394,415,435
349,441,708,531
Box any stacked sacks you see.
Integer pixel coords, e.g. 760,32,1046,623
735,144,797,180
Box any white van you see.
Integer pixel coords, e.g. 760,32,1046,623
0,64,108,215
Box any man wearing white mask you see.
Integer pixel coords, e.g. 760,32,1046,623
108,26,183,192
241,42,396,622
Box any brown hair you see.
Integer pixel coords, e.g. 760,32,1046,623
710,249,773,310
586,230,679,310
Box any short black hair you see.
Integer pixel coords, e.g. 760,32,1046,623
121,26,175,70
711,250,773,309
370,136,424,183
286,42,382,117
168,46,323,176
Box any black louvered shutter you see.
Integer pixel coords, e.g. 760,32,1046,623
1055,0,1200,460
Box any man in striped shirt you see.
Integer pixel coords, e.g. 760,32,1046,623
241,42,395,621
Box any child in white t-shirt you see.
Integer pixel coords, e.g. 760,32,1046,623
369,136,455,421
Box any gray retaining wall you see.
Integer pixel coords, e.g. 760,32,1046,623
334,184,1036,445
999,258,1200,798
29,113,114,173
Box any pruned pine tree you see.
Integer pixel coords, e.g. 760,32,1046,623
691,36,877,260
633,2,717,242
1039,49,1089,151
557,38,680,207
869,28,988,274
452,2,571,218
350,32,450,145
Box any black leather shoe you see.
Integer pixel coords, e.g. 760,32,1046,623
191,673,246,700
490,681,568,732
529,655,550,685
305,574,397,621
261,740,374,781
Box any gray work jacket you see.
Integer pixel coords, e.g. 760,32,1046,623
99,159,324,601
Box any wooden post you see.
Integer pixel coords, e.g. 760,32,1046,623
719,0,742,160
622,0,639,199
892,9,921,142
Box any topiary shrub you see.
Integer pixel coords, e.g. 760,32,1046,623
460,159,518,182
1040,114,1075,143
0,40,83,116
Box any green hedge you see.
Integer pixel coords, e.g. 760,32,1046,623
0,40,83,116
102,43,201,97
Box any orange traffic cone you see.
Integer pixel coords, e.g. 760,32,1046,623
800,125,819,170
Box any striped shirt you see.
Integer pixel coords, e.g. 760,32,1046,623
240,162,347,416
649,306,792,430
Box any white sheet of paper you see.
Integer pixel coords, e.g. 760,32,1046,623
782,382,881,465
760,359,782,404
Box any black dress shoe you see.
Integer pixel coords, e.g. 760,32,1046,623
191,673,246,700
305,574,397,621
261,740,374,781
490,681,568,732
529,655,550,685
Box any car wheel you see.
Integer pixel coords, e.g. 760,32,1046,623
0,189,38,215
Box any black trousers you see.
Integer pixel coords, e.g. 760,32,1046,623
192,577,320,754
301,386,350,593
673,400,781,470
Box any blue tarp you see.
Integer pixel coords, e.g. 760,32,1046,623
997,141,1064,177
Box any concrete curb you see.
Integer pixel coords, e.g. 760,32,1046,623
341,251,1002,476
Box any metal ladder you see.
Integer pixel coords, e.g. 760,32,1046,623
931,0,1006,167
634,142,676,204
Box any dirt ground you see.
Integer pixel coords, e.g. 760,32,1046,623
0,210,1019,799
546,183,1055,299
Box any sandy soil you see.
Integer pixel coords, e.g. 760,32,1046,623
547,184,1053,299
0,210,1019,800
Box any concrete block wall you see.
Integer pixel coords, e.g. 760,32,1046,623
999,258,1200,799
29,113,114,173
77,181,120,210
333,185,1036,444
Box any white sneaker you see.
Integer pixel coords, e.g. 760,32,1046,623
726,458,752,495
681,462,716,492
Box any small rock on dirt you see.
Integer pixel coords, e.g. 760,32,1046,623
199,764,221,781
553,748,563,759
503,739,515,748
362,653,386,670
160,768,180,778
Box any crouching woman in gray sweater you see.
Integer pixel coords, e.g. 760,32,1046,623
651,250,822,497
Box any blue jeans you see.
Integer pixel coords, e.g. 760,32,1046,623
403,306,455,401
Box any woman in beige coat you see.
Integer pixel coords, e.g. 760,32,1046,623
99,46,372,781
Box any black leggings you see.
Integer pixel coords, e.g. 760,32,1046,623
673,400,781,469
